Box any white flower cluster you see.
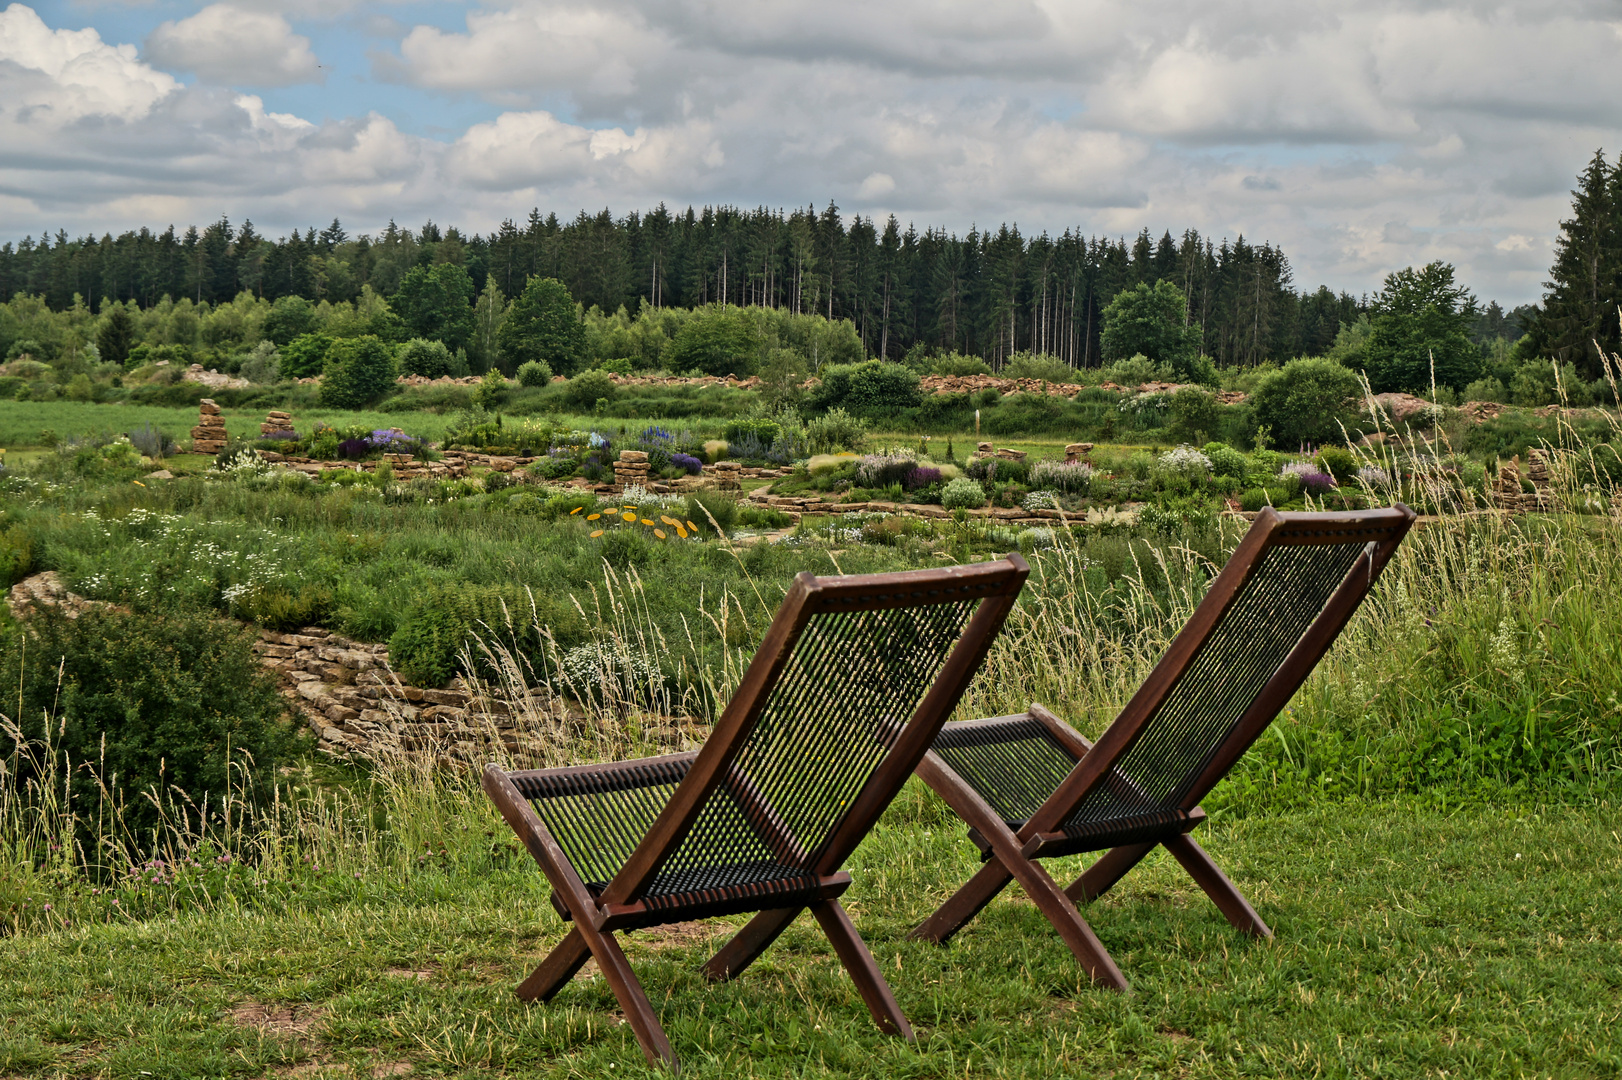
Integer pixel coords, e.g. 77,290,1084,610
1022,489,1059,511
1357,465,1392,487
1158,445,1213,477
556,643,662,694
617,484,686,510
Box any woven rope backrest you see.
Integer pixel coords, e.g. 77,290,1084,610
1064,537,1369,830
642,596,980,898
933,718,1077,825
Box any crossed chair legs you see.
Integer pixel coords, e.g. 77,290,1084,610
910,749,1272,991
518,901,912,1069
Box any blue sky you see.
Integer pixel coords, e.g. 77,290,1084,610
6,0,1622,304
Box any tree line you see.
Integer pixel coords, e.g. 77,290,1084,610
0,205,1378,369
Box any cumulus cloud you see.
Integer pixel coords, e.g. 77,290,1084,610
146,4,323,86
5,1,1622,303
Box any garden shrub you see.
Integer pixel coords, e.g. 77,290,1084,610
665,305,764,377
1204,443,1248,479
388,582,586,688
397,338,459,379
565,369,617,409
723,417,781,446
1314,446,1358,483
804,407,867,453
0,607,306,831
0,525,33,585
941,476,987,510
516,359,554,387
1167,386,1221,443
809,360,922,414
855,451,917,489
279,332,333,379
1239,487,1271,512
931,353,992,376
319,335,396,408
1250,358,1361,448
1002,352,1077,383
965,455,1032,485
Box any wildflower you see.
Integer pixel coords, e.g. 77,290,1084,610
570,506,582,515
676,526,688,538
660,515,678,526
654,529,667,539
587,513,601,521
621,512,635,522
640,518,654,526
590,530,604,538
686,520,698,532
133,480,145,488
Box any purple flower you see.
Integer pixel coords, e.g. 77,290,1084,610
1299,470,1337,494
670,452,703,475
903,466,943,491
337,438,371,459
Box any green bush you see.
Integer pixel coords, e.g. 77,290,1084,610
565,369,617,409
396,338,458,379
1002,352,1077,383
1464,377,1507,403
499,277,587,376
319,336,396,409
1239,488,1271,512
809,361,922,414
804,407,866,453
665,305,764,377
388,582,586,688
516,360,553,387
722,417,781,445
1168,386,1221,443
941,476,987,509
1250,358,1362,448
279,332,333,379
0,607,306,831
1314,446,1358,483
0,525,33,585
1204,443,1248,479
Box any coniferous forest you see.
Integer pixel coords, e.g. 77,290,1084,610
0,202,1427,369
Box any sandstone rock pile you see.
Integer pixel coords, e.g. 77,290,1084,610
1065,443,1094,462
1492,452,1555,511
971,442,1026,462
615,449,651,489
261,410,295,437
708,460,743,489
191,399,227,454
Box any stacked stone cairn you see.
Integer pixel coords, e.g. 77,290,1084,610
190,399,227,454
709,459,742,489
615,449,651,490
1492,452,1556,512
261,410,295,437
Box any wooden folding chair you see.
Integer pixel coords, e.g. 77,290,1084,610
912,507,1414,990
483,556,1029,1069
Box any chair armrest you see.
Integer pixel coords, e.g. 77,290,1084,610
503,751,700,801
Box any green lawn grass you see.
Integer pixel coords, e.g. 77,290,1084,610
3,796,1618,1078
0,400,459,449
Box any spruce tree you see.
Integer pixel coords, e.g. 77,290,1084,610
1536,149,1620,377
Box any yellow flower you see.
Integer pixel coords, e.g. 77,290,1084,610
654,529,667,539
570,506,582,515
587,513,601,521
686,520,699,532
132,480,146,487
675,525,688,539
621,512,636,522
640,518,655,526
590,529,605,538
660,515,678,526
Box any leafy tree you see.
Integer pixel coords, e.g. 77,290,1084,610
262,295,316,345
392,263,475,349
499,277,587,376
279,332,333,379
665,305,764,376
319,335,395,407
97,302,136,367
470,277,507,373
1250,358,1362,448
1362,262,1481,394
1100,280,1206,381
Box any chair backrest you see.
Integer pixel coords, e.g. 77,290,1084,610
600,556,1029,906
1050,507,1413,833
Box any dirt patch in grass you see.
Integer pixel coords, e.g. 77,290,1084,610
231,1001,328,1037
384,967,435,981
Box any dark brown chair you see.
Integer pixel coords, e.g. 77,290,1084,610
912,507,1414,989
483,556,1029,1069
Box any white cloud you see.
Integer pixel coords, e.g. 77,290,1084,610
145,4,323,86
0,3,178,124
6,1,1622,304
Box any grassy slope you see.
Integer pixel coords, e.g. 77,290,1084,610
2,798,1617,1078
0,401,460,449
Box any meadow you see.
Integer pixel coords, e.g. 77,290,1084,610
1,394,1620,1077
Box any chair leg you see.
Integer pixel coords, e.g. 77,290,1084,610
701,906,803,982
1064,841,1158,904
1162,833,1272,939
994,849,1130,991
909,858,1014,945
517,926,593,1002
810,900,914,1040
521,924,676,1069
